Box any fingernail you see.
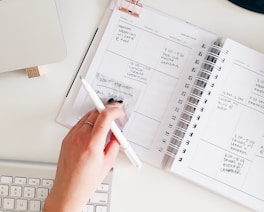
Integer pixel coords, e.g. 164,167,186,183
107,98,114,103
116,100,123,103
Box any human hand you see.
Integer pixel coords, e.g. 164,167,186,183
44,102,124,212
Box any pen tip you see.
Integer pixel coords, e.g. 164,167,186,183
80,76,83,80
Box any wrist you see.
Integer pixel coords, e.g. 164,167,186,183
44,187,85,212
43,193,64,212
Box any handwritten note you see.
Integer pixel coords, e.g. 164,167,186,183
229,133,256,157
219,153,245,175
253,78,264,95
159,46,185,72
125,61,151,84
217,95,239,112
115,24,137,44
93,73,137,100
256,137,264,158
91,73,140,127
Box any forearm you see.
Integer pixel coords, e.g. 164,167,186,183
43,104,122,212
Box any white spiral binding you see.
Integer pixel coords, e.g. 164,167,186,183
162,39,226,169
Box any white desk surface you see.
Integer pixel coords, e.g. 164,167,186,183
0,0,263,211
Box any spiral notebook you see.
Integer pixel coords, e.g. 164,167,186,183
57,0,264,211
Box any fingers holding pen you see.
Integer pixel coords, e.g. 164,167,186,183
88,103,125,150
66,98,125,152
79,98,124,134
68,109,98,137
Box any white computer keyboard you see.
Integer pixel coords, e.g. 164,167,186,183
0,176,53,211
0,160,113,212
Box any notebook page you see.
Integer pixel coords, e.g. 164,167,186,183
59,4,217,166
170,38,264,211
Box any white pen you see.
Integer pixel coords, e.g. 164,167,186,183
80,77,142,168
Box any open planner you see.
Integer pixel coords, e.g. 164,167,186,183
57,0,264,211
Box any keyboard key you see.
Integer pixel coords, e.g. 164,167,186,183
82,205,94,212
37,188,49,199
14,177,27,185
23,187,35,198
16,199,28,211
0,176,12,184
42,179,53,187
0,185,8,196
10,186,22,197
96,205,107,212
97,183,109,192
3,198,14,210
29,178,40,186
29,200,41,211
89,193,108,204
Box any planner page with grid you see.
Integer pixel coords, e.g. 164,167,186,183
168,38,264,211
57,2,218,165
57,1,264,211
